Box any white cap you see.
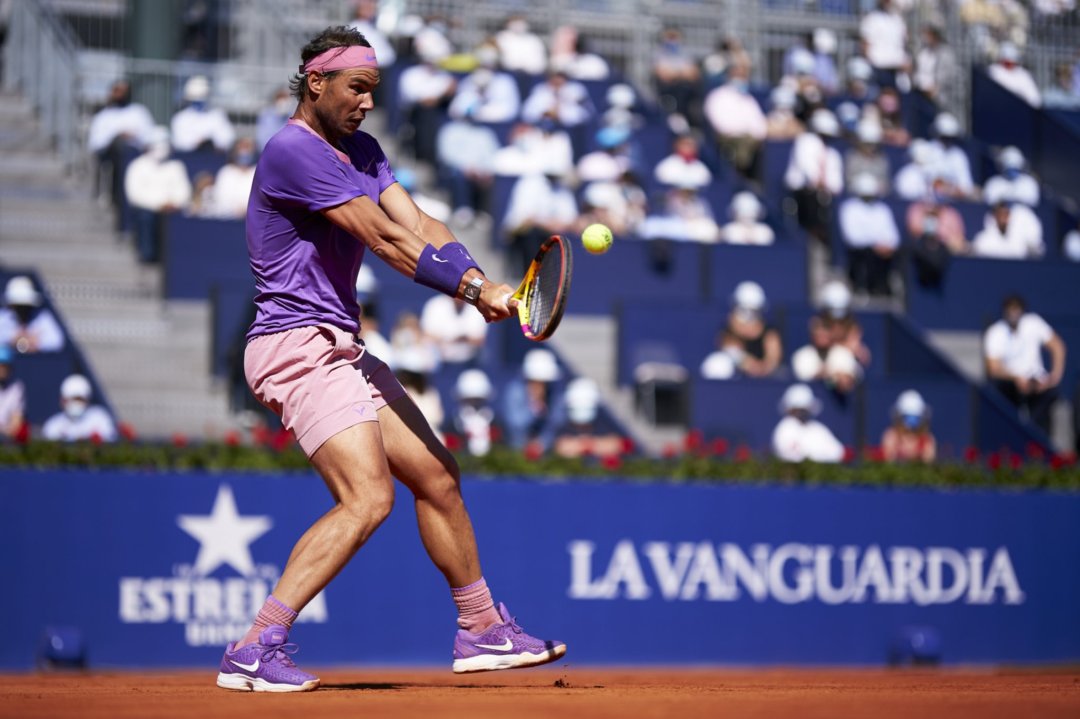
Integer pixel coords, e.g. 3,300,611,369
606,83,636,109
999,42,1021,63
731,191,762,221
824,345,859,378
791,345,824,381
779,383,821,414
523,348,560,382
852,172,881,198
848,56,872,82
813,28,837,55
60,374,92,400
456,369,493,400
183,75,210,102
895,389,927,418
355,264,378,295
909,138,934,166
701,351,737,380
790,47,815,76
856,119,883,145
999,146,1025,170
475,44,499,68
565,377,600,424
733,280,766,311
810,109,839,137
5,276,41,306
770,85,796,110
934,112,960,138
820,280,851,315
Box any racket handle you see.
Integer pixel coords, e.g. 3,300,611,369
503,293,516,308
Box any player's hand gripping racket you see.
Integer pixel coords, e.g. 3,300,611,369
506,234,573,341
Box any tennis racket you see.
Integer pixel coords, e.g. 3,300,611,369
507,234,573,341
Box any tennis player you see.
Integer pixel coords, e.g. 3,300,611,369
216,26,565,693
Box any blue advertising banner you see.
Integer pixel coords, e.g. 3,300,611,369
1,470,1078,669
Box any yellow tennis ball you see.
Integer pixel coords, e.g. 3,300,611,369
581,223,613,255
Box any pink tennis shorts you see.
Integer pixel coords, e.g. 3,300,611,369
244,323,406,457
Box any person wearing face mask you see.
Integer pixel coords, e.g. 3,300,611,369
0,276,65,353
984,146,1039,208
984,295,1066,435
501,167,579,272
502,349,566,453
494,14,547,75
927,112,976,200
212,137,259,218
784,109,844,245
720,192,775,246
124,126,193,263
0,345,26,441
87,79,156,218
448,43,520,123
170,75,237,152
859,0,909,90
652,26,700,129
41,374,118,443
881,390,937,463
772,383,844,463
845,120,890,195
701,281,783,379
256,88,295,151
988,42,1041,108
703,62,766,178
654,134,712,190
521,70,594,128
553,377,623,460
906,180,968,286
452,369,497,457
839,173,900,297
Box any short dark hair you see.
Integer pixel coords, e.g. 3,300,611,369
1002,294,1026,312
289,26,372,101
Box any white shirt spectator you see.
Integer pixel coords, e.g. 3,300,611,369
1065,230,1080,262
212,163,255,218
87,102,155,154
170,106,236,152
420,295,488,365
0,308,65,352
654,153,712,189
784,133,844,193
494,127,574,178
554,52,609,81
438,120,501,174
42,405,118,442
703,84,768,140
495,20,547,75
124,152,193,211
988,62,1042,107
839,197,900,250
448,70,521,123
894,162,931,200
577,150,629,184
721,219,775,245
984,172,1040,207
860,7,908,70
971,205,1044,259
928,141,976,197
521,79,593,127
347,17,396,69
502,174,579,234
984,313,1054,380
399,63,455,106
772,415,845,462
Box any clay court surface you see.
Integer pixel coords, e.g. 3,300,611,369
2,667,1079,719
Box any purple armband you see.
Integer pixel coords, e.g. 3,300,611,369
413,242,483,297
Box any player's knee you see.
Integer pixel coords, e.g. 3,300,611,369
339,472,395,525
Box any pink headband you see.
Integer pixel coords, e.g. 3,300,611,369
301,45,378,74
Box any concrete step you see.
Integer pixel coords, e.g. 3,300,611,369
0,212,115,241
0,154,67,179
926,330,984,383
105,387,237,439
0,242,143,277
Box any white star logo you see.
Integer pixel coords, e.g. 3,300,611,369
177,485,272,577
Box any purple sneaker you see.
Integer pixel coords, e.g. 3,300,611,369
216,625,320,692
452,602,566,673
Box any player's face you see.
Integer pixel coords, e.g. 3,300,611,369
318,67,379,137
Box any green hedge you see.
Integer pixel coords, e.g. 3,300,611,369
0,439,1076,491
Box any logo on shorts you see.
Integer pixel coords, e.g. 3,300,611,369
354,404,372,417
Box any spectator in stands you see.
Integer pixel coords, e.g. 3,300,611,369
906,183,969,286
601,83,644,132
984,294,1066,435
1043,62,1080,110
554,377,623,460
654,135,712,190
502,171,579,272
772,383,845,463
521,70,594,128
840,173,900,297
871,86,911,147
785,109,844,245
347,0,397,79
641,180,720,244
503,348,566,453
87,80,155,218
960,0,1010,60
389,311,440,373
0,275,64,353
720,192,774,246
452,369,497,457
549,27,610,81
702,36,752,91
845,56,878,103
437,108,500,227
881,389,937,463
1065,219,1080,263
894,139,940,200
988,42,1042,108
170,75,236,153
984,146,1039,208
124,126,192,263
448,43,521,123
255,88,293,151
701,281,783,380
187,171,217,217
913,24,960,118
0,345,25,441
398,39,456,165
704,61,767,178
928,112,977,200
42,374,117,443
494,120,575,179
809,29,840,96
653,27,700,131
845,119,891,195
860,0,909,89
212,137,257,219
355,265,394,368
577,125,635,184
765,85,803,140
971,199,1045,259
792,281,871,392
494,14,547,75
420,293,488,368
394,345,444,439
578,174,647,238
394,167,451,223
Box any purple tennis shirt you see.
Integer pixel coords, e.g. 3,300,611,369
246,120,396,339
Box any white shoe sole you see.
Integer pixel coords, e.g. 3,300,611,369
452,644,567,674
216,672,320,692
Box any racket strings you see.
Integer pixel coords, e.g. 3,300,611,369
528,248,564,334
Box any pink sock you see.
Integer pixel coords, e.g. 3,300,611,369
235,595,298,649
451,577,501,634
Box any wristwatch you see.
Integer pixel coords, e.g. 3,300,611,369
463,276,485,306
